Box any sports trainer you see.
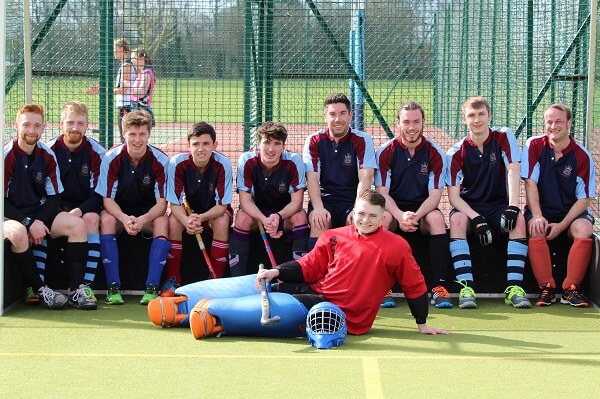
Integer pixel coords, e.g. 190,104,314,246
96,109,170,305
162,122,233,295
47,101,105,302
522,103,595,307
229,121,308,276
4,104,92,309
447,96,530,309
375,101,454,308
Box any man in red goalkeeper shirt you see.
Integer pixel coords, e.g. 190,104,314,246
258,189,448,335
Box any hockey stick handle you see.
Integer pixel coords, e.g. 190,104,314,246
257,221,278,268
259,263,281,326
182,197,217,279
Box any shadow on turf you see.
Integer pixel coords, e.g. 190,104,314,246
378,298,600,322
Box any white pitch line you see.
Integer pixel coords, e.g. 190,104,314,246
0,353,599,361
362,357,384,399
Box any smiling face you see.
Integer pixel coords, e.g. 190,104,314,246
324,102,352,139
462,104,492,137
544,106,572,145
124,124,150,160
353,197,384,235
60,111,88,146
16,112,44,148
189,133,217,167
397,108,424,146
258,134,285,169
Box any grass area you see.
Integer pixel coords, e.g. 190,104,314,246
4,77,434,125
1,298,599,398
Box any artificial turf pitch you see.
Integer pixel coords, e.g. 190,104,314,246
1,297,599,398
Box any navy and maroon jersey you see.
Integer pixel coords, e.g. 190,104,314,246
47,135,105,213
447,127,520,214
375,136,446,209
95,144,169,216
236,150,306,212
166,151,233,213
298,224,427,335
521,135,595,220
4,138,63,216
303,128,377,205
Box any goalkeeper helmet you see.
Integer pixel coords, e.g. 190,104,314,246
306,302,347,349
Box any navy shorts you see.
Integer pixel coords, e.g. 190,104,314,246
308,197,353,229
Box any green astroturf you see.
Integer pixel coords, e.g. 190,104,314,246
1,297,599,398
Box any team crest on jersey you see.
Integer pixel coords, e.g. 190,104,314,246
142,174,151,186
343,153,353,166
208,183,214,194
34,172,43,183
489,153,497,163
562,164,573,178
420,162,429,175
80,163,89,176
278,181,287,193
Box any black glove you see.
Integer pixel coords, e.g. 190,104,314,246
471,215,492,246
500,205,521,232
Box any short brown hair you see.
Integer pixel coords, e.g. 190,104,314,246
187,122,217,143
544,103,572,121
357,189,386,209
256,121,288,144
462,96,491,114
396,101,425,120
323,93,351,112
16,104,44,123
122,109,152,133
60,101,89,122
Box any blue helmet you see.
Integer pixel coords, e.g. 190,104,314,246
306,302,347,349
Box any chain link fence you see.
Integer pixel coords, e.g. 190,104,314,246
3,0,599,225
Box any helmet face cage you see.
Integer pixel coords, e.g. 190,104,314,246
306,302,347,349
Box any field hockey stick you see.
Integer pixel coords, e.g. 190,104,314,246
257,220,278,268
182,197,217,279
259,263,281,326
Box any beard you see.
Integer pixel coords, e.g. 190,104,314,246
64,132,83,145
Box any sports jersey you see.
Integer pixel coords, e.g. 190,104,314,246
95,144,169,216
447,127,520,214
375,136,446,209
303,128,376,205
47,135,105,214
237,150,306,211
167,151,233,213
4,138,63,220
521,135,595,220
298,225,427,335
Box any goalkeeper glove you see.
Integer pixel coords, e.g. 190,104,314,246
471,215,492,246
500,205,521,232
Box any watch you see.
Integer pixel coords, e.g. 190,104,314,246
22,217,33,228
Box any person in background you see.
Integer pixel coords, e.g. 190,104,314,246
130,48,156,126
